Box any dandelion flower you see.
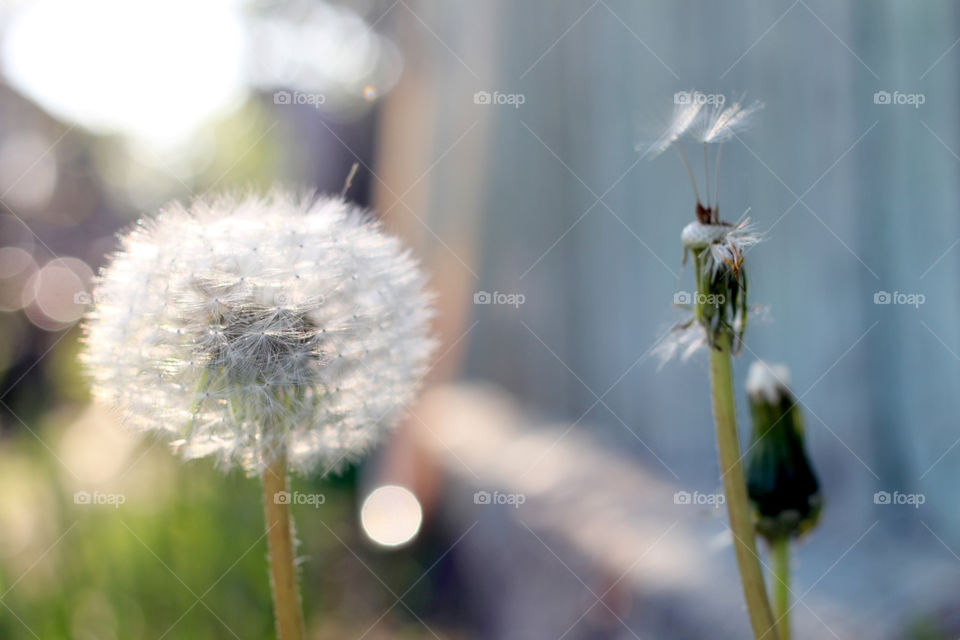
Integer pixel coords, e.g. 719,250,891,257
644,92,764,359
81,191,435,476
647,94,783,637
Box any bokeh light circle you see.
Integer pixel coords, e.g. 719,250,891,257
360,485,423,548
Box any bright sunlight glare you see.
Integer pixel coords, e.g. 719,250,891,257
2,0,247,147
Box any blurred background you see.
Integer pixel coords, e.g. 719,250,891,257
0,0,958,638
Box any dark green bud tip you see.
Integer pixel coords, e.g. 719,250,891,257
744,361,822,541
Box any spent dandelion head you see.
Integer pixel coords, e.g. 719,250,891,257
684,216,762,279
80,190,435,476
646,92,764,361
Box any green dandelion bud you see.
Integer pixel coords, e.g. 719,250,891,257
744,361,823,542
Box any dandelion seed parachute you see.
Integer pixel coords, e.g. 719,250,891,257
693,99,764,145
641,98,703,158
641,95,764,158
81,191,435,476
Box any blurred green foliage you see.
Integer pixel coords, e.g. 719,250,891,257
0,339,442,640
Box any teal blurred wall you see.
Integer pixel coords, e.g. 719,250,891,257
384,0,960,542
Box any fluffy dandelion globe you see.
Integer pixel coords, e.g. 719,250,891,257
81,191,434,476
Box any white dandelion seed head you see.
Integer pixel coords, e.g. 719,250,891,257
80,191,435,476
746,360,791,404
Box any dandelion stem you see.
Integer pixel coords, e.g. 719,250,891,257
674,145,702,204
707,331,779,640
263,452,306,640
703,143,711,209
713,144,723,216
770,536,791,640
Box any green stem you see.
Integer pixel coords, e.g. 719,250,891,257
262,452,306,640
770,536,791,640
708,332,779,640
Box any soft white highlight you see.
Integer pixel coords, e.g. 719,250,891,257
746,360,791,404
680,221,730,250
81,191,435,476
